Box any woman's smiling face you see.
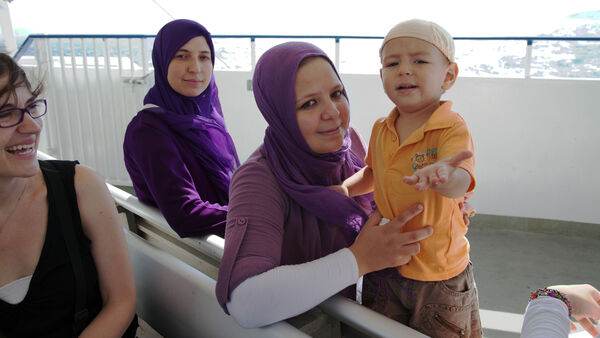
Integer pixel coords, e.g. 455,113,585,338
294,57,349,154
0,76,42,179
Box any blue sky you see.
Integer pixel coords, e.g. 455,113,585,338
7,0,600,38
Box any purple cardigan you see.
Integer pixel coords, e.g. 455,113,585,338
123,110,227,237
216,127,369,312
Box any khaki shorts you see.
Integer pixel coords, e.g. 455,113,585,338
362,262,482,338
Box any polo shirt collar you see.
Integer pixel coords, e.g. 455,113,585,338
383,101,456,145
423,101,456,131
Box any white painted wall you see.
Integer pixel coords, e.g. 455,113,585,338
217,71,600,225
30,60,599,225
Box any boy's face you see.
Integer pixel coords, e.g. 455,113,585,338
380,37,457,116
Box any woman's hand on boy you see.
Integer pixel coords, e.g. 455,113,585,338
349,206,433,277
403,150,473,198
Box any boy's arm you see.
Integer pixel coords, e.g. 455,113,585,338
431,166,471,198
331,167,374,197
346,166,375,197
403,150,473,198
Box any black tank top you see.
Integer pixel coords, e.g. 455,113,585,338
0,161,136,337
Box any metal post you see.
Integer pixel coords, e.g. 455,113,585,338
116,38,123,78
525,39,532,79
335,38,340,71
33,39,54,154
116,205,141,234
57,38,73,159
68,38,86,163
81,38,100,171
128,38,135,80
102,38,120,181
250,37,256,71
141,37,148,83
93,38,110,171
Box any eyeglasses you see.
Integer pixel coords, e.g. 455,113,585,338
0,99,47,128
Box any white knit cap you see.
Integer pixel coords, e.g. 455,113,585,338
379,19,455,62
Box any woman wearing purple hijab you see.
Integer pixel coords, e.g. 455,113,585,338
215,42,433,328
123,19,239,238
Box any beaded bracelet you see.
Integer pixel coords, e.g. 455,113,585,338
529,288,572,317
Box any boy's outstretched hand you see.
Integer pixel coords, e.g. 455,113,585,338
403,150,473,198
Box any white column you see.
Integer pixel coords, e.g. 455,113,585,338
0,0,17,55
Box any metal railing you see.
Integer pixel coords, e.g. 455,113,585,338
37,150,429,337
118,191,426,336
15,33,600,77
111,181,427,337
39,149,308,337
99,150,424,335
14,34,600,186
18,35,154,184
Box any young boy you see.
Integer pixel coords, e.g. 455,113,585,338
339,19,481,337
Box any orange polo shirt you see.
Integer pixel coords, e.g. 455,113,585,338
365,101,476,281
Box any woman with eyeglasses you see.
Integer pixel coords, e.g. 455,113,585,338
0,54,137,337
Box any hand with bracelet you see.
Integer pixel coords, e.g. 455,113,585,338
549,284,600,336
523,284,600,337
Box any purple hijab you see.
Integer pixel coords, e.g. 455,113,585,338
143,19,239,196
254,42,371,244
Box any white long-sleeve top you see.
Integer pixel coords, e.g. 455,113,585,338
226,248,358,328
521,296,570,338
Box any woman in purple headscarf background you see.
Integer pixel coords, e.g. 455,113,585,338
123,19,239,238
215,41,433,328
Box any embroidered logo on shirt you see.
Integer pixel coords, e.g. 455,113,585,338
411,148,438,171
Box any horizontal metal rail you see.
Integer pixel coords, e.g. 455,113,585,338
15,33,600,75
112,188,426,336
37,150,428,337
107,175,426,336
17,33,600,42
126,231,308,337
